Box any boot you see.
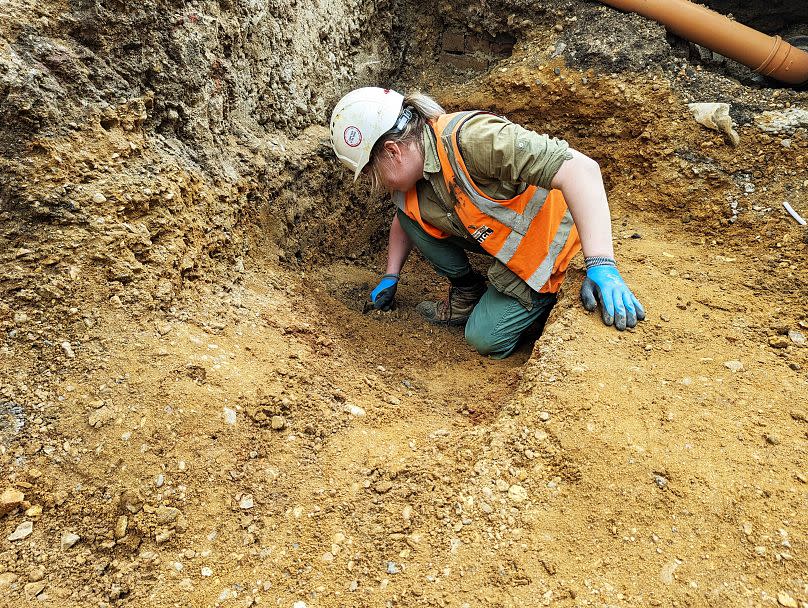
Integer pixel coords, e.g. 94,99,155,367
416,273,486,326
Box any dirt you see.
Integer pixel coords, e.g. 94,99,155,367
1,0,807,607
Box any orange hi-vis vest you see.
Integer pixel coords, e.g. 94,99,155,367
400,111,581,294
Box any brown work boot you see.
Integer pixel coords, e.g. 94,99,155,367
416,278,486,326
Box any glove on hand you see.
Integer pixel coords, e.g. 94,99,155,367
370,273,399,311
580,264,645,331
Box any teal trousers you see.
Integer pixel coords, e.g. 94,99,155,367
397,209,557,359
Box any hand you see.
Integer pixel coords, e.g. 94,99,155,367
370,274,399,311
580,265,645,331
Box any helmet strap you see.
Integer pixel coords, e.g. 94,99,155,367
384,106,414,138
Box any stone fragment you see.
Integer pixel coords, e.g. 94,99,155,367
61,532,80,550
88,406,114,428
507,484,528,502
25,505,42,518
769,336,790,349
8,521,33,541
218,589,235,602
755,108,808,135
114,516,128,539
270,416,286,430
92,192,107,204
155,506,181,524
724,360,744,372
344,403,365,417
0,488,25,516
239,494,254,509
201,566,213,577
155,321,173,336
0,572,19,588
155,529,174,544
223,407,237,425
788,330,805,345
741,522,753,536
24,581,46,599
374,481,393,494
659,559,680,584
61,341,75,358
777,591,798,608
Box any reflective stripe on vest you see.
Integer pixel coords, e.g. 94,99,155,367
431,111,581,293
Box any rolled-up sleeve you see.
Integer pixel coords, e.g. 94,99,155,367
458,114,572,190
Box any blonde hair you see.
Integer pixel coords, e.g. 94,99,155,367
367,92,445,194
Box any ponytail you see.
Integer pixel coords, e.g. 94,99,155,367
367,91,445,194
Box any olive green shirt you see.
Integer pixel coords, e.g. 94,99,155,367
406,113,572,307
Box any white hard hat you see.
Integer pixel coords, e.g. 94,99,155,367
330,87,405,180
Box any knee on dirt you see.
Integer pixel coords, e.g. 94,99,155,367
464,323,510,358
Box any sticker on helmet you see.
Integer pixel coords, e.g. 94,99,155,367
344,126,362,147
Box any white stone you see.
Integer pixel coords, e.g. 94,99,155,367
8,521,33,541
223,407,237,425
724,360,744,372
61,341,75,358
507,484,528,503
344,403,365,417
239,494,254,509
660,559,681,584
755,108,808,135
201,566,213,577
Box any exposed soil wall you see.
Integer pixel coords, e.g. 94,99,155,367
0,0,401,344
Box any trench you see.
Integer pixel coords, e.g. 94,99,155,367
254,0,808,432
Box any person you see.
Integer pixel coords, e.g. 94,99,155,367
329,87,645,359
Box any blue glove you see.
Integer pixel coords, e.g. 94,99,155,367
580,264,645,331
370,273,399,311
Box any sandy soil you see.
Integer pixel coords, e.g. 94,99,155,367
2,22,808,608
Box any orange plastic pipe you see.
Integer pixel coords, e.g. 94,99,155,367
598,0,808,85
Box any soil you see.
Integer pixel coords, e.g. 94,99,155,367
1,1,807,607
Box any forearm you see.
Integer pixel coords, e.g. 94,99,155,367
385,213,414,275
550,149,615,259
